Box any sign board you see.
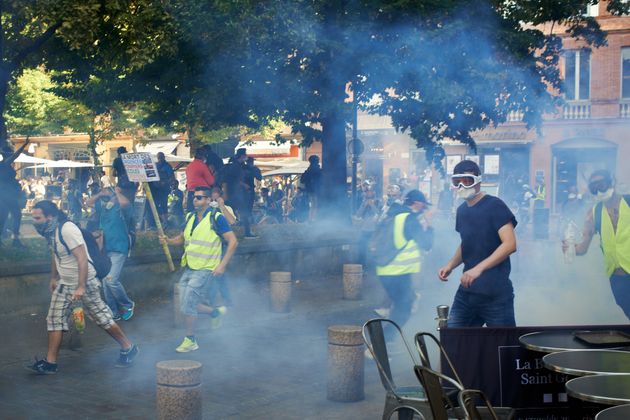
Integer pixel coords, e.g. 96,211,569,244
121,152,160,183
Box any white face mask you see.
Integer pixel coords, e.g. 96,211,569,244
595,188,614,202
456,187,478,200
209,200,219,208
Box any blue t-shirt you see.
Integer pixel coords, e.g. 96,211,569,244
96,200,129,254
455,195,517,296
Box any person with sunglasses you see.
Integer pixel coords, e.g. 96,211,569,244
438,160,518,327
160,186,238,352
563,169,630,319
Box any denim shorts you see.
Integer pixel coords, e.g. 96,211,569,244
179,268,214,316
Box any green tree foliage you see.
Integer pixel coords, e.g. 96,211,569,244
0,0,176,150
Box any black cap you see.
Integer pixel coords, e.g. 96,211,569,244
405,189,431,205
235,148,247,157
117,146,127,154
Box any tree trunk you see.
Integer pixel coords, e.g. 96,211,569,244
0,64,11,150
320,113,350,221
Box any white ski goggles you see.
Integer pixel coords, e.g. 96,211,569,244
451,174,482,189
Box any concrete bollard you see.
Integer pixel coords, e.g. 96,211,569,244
342,264,363,300
327,325,364,402
156,360,202,420
173,282,183,327
270,271,292,313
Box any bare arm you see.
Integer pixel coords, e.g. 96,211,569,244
575,210,595,256
86,190,103,208
70,244,89,300
438,245,463,281
161,232,185,246
114,186,130,208
212,231,238,276
218,199,237,225
460,222,517,288
50,255,59,293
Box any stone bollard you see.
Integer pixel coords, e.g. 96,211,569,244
327,325,364,402
270,271,292,313
156,360,202,420
342,264,363,300
173,283,183,327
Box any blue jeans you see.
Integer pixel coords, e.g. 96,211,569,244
207,274,232,306
379,274,415,341
610,274,630,319
103,252,134,316
448,289,515,327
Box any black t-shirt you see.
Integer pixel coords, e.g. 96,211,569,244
455,194,517,296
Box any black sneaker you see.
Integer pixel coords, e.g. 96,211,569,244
26,358,58,375
115,344,139,368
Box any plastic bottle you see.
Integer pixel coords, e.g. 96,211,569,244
563,221,577,264
72,306,85,333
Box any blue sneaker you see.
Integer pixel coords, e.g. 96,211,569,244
121,302,135,321
115,344,139,367
26,358,58,375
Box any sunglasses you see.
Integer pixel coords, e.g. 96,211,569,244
193,195,208,200
451,174,481,189
588,179,610,195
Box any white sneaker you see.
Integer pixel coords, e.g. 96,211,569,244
373,308,390,318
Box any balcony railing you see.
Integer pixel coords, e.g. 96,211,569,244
563,102,591,119
506,110,524,122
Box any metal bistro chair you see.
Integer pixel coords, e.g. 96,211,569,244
414,365,514,420
414,332,464,403
457,389,514,420
362,318,432,420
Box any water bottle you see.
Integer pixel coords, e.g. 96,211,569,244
563,221,577,264
72,306,85,333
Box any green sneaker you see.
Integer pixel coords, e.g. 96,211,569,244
175,337,199,353
210,306,227,330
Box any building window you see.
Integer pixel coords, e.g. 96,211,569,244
622,48,630,99
583,3,599,17
564,49,591,101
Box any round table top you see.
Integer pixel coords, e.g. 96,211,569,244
596,404,630,419
519,331,622,353
567,375,630,406
543,350,630,376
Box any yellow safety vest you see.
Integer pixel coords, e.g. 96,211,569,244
181,210,223,271
376,213,421,276
535,185,545,201
597,199,630,277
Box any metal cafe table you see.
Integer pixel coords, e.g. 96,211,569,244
519,330,630,353
543,350,630,377
595,403,630,419
566,375,630,406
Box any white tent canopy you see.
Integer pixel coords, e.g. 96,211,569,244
14,154,55,164
24,159,95,169
262,161,309,177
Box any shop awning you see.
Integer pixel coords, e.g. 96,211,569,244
236,140,293,157
14,154,56,164
24,159,95,169
262,161,309,177
135,140,180,155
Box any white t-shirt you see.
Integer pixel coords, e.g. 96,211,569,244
52,222,96,286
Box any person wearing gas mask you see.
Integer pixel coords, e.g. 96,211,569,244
86,186,135,321
438,160,518,327
27,200,138,374
563,169,630,319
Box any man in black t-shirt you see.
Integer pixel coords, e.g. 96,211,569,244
438,160,518,327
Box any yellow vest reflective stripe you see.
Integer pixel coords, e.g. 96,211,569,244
181,211,222,271
535,185,545,200
376,213,421,276
598,199,630,277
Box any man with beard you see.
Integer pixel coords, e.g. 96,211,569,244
438,160,518,327
564,169,630,319
27,200,138,374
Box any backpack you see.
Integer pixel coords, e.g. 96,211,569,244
54,220,112,280
593,195,630,235
185,207,222,237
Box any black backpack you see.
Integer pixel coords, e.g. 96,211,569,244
594,195,630,235
54,220,112,280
